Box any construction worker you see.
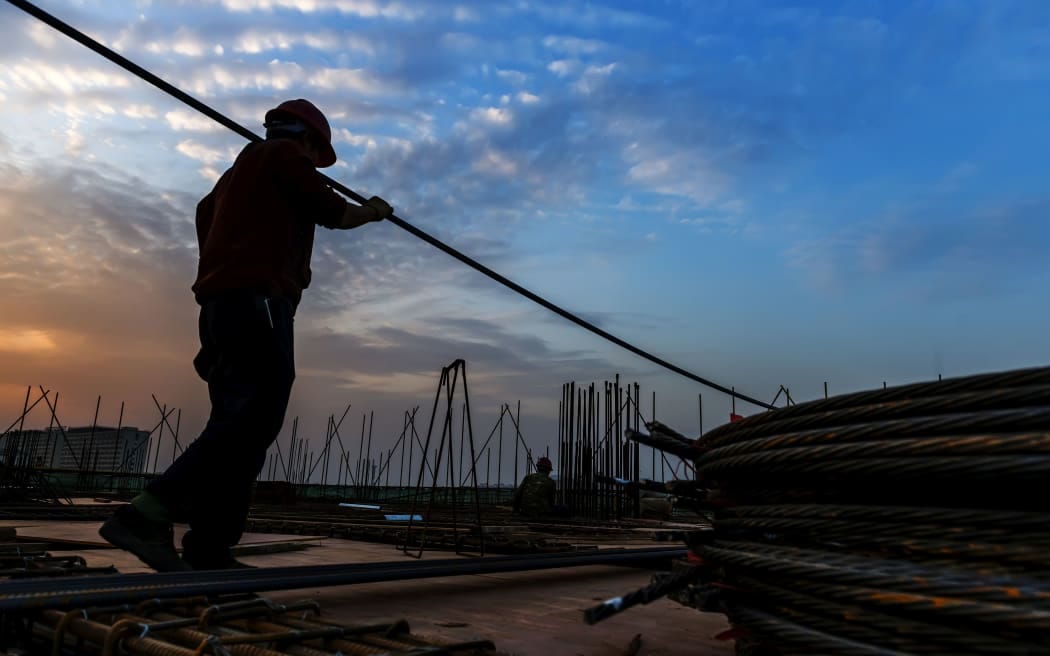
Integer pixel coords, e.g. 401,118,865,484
512,456,557,517
638,489,674,520
100,99,394,571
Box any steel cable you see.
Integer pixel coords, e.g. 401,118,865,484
697,384,1050,449
1,0,772,410
727,606,911,656
725,503,1050,528
699,407,1050,459
701,542,1050,606
713,519,1050,567
731,575,1045,655
670,366,1050,654
700,452,1050,480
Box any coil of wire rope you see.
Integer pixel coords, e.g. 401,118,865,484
685,366,1050,655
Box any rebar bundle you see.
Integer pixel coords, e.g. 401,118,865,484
681,366,1050,655
16,595,498,655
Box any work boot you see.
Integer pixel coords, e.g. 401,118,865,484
99,505,190,572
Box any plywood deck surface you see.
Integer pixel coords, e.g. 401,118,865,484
0,519,324,548
22,521,733,656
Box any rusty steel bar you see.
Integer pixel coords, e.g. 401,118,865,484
32,596,495,656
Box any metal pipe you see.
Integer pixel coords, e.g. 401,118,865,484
39,1,782,412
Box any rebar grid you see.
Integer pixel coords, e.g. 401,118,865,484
31,595,498,656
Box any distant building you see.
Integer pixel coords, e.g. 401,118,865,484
0,426,151,473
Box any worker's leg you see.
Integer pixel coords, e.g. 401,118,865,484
98,301,231,571
99,293,293,570
158,293,295,568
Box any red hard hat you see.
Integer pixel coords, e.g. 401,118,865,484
536,457,552,470
264,99,337,168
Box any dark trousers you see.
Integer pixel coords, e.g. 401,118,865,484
147,291,295,560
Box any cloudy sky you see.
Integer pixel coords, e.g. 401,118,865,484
1,0,1048,484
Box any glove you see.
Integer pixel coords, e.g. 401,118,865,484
364,196,393,221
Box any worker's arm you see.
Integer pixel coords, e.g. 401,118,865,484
194,168,231,246
194,190,216,246
277,141,393,229
333,196,393,230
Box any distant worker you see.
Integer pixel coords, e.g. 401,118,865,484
100,99,394,571
512,456,557,517
639,489,674,520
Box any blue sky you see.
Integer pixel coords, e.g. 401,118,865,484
0,0,1048,482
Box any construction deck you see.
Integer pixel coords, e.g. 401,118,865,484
2,519,732,655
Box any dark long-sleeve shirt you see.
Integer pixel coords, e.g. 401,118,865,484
192,138,346,306
512,472,555,516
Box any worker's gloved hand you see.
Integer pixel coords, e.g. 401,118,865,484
364,196,393,221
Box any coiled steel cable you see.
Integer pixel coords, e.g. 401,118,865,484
686,366,1050,655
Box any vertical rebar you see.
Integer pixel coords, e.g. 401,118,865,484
557,390,564,507
496,406,504,489
87,395,100,475
365,411,374,491
115,401,124,477
171,409,181,474
486,447,491,488
512,405,520,491
576,384,581,512
400,411,408,488
406,412,414,492
9,386,31,474
459,402,465,490
385,448,392,488
46,392,57,470
698,393,703,435
322,416,332,492
356,414,366,493
604,381,611,519
633,385,639,489
582,384,589,518
516,399,524,476
594,383,600,518
286,416,298,482
572,383,577,513
336,421,344,489
153,406,165,475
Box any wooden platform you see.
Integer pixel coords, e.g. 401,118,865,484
16,520,733,655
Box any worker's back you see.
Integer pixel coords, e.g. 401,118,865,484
639,490,673,520
193,138,345,305
515,472,555,516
